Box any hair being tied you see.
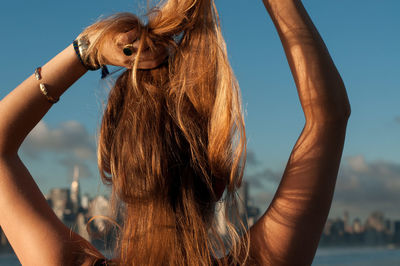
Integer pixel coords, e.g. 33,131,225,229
82,0,247,265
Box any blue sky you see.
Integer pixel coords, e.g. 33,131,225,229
1,1,399,221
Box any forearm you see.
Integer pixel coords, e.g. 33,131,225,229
263,0,350,122
0,44,87,154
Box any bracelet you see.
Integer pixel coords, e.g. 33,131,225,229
34,67,59,104
73,36,100,71
73,37,110,79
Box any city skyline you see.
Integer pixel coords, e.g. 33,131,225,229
321,210,400,248
0,166,260,254
2,168,400,254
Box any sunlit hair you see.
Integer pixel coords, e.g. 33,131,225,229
79,0,248,265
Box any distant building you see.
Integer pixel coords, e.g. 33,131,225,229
87,195,113,250
343,211,353,234
384,219,394,235
215,180,260,238
393,221,400,244
76,212,90,242
46,166,86,231
353,218,363,234
364,211,386,246
365,211,385,232
70,166,81,214
238,181,260,227
81,193,90,210
88,195,112,233
49,188,72,222
319,210,400,247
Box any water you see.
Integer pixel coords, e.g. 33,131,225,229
313,247,400,266
2,247,400,265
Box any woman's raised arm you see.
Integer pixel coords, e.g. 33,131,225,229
0,45,97,265
249,0,350,265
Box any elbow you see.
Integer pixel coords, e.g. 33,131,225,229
340,94,351,121
338,96,351,123
328,84,351,123
327,85,352,123
345,100,351,119
306,98,351,126
0,148,18,158
0,138,19,158
335,100,351,123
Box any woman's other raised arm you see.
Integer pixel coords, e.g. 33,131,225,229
249,0,350,265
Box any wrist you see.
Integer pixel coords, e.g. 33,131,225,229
73,36,110,78
263,0,311,37
262,0,300,14
73,36,101,71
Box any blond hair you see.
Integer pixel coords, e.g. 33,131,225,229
80,0,248,265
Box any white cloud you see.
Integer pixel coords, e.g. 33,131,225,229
245,155,400,220
333,156,400,219
20,120,97,179
347,155,369,173
21,120,96,160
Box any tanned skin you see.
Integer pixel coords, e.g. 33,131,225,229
0,0,349,265
249,0,350,265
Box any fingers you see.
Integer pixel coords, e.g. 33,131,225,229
121,42,168,70
101,29,168,69
115,30,139,49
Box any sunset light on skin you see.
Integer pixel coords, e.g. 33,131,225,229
1,0,399,223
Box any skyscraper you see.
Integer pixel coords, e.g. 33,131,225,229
70,165,81,215
49,188,71,221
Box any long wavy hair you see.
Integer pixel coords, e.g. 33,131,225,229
80,0,247,265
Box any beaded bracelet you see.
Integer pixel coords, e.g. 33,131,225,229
34,67,59,104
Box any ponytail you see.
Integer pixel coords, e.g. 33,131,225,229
82,1,248,265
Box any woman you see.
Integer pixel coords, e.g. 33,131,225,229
0,0,350,265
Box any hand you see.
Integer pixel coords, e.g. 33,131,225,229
95,29,168,69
